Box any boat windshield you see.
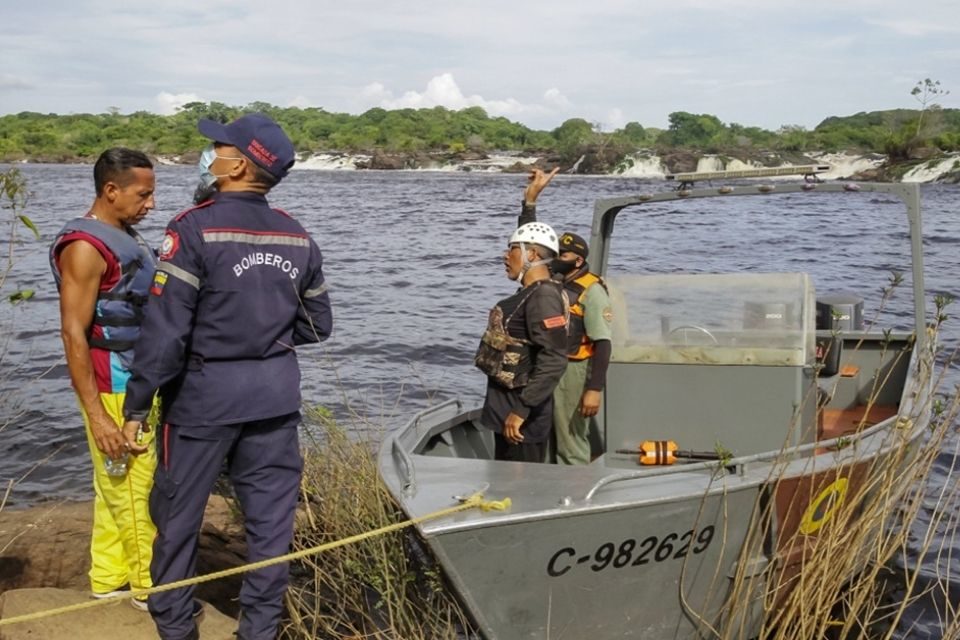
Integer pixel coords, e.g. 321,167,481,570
608,272,816,366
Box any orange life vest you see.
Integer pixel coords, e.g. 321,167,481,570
565,272,606,361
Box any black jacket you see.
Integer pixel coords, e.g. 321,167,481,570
480,279,568,443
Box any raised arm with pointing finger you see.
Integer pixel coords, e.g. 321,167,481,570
518,167,560,226
513,167,614,465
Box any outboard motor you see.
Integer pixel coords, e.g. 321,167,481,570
816,294,864,332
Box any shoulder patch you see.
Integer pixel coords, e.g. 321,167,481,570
602,306,614,323
159,231,180,261
543,315,567,329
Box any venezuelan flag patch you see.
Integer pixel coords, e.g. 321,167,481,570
150,271,168,296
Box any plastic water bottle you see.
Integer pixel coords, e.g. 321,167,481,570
104,452,129,477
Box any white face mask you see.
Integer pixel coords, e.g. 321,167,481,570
198,144,242,188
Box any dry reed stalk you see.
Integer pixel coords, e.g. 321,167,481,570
281,406,473,640
706,327,960,639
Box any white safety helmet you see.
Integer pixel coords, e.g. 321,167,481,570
509,222,559,255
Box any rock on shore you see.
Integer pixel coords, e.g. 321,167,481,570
0,496,246,639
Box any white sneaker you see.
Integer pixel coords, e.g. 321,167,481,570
92,584,130,599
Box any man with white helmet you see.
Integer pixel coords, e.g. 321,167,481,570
475,220,569,462
520,168,614,465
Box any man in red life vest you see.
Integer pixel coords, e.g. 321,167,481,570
49,147,159,609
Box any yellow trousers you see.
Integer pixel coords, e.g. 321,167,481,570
79,393,157,595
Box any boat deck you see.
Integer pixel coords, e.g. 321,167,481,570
821,404,899,440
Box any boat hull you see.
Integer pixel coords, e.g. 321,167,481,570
390,406,926,640
424,485,762,639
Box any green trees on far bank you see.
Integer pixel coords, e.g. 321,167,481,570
1,99,958,167
0,103,557,160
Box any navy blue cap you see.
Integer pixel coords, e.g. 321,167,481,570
198,113,295,180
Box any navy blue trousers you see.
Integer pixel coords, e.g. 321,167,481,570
148,413,302,640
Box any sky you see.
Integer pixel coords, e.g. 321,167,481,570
1,0,957,132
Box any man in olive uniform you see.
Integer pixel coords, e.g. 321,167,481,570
520,169,614,465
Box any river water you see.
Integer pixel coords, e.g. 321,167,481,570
1,165,957,634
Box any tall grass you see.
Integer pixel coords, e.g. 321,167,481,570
1,168,38,500
282,406,474,639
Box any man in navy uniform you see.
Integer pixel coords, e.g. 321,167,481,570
122,113,333,640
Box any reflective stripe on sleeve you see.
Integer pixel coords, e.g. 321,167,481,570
203,231,310,247
158,262,200,290
303,283,329,299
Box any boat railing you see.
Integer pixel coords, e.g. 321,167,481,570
389,397,466,496
584,177,930,502
664,164,831,187
391,439,416,496
583,405,918,502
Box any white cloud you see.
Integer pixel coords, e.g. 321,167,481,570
543,88,572,109
156,92,205,116
381,73,473,110
3,1,960,129
603,108,627,131
361,82,390,100
364,73,570,122
288,95,311,108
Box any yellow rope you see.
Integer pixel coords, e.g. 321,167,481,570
0,492,510,628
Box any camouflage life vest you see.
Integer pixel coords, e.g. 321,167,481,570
474,287,539,389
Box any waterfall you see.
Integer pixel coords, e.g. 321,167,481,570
616,153,666,178
695,156,726,173
807,152,885,180
286,150,958,182
293,153,368,170
902,154,960,183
